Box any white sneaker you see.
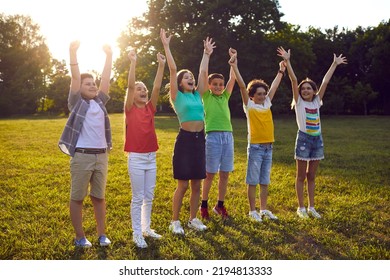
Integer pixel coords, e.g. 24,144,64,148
260,209,278,220
249,211,262,222
133,234,148,248
308,207,322,219
98,235,111,246
169,220,185,235
296,207,309,219
143,229,162,239
188,218,207,231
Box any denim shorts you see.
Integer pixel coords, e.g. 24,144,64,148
205,131,234,173
295,130,324,161
246,143,273,186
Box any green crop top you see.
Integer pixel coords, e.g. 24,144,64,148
173,91,204,123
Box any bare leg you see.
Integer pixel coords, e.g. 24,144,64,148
307,160,320,208
90,196,106,237
217,171,229,201
190,179,202,220
202,172,215,201
295,160,308,208
172,180,189,221
70,199,84,239
259,184,268,211
247,184,257,212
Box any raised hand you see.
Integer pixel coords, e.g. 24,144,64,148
203,37,216,55
279,60,286,72
228,54,237,66
160,28,172,47
69,40,80,52
277,46,290,61
128,48,137,62
102,44,113,56
334,54,347,65
157,52,166,64
229,47,237,57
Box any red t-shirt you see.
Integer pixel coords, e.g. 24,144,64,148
124,102,158,153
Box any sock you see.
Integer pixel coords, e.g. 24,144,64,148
201,200,208,208
217,200,224,208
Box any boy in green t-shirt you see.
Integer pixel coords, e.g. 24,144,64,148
200,48,236,220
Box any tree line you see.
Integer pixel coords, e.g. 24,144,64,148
1,0,389,117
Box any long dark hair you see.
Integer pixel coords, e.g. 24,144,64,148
177,69,195,93
291,78,318,109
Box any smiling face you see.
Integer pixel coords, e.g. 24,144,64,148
299,80,318,101
178,70,195,93
251,87,267,105
80,77,98,99
134,82,148,106
208,74,225,96
247,79,269,105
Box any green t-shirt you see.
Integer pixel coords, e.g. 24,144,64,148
202,89,233,133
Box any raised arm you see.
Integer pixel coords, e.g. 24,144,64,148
278,46,299,103
99,44,113,95
317,53,347,100
150,52,166,108
69,41,81,93
228,54,249,106
224,48,237,94
267,61,286,101
124,49,137,110
197,37,216,96
160,28,178,101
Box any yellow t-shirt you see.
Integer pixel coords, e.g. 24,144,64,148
243,97,274,144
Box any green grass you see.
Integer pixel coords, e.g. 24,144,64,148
0,114,389,260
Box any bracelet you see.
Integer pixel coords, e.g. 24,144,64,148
278,70,285,74
70,63,78,66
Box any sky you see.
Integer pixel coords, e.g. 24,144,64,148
1,0,389,72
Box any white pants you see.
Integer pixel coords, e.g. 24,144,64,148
128,152,157,236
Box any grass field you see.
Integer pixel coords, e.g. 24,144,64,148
0,114,389,260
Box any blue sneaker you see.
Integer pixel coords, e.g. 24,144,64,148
98,235,111,246
74,237,92,248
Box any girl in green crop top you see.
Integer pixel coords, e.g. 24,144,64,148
161,28,215,235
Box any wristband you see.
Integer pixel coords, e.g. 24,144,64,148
278,70,284,74
70,63,78,66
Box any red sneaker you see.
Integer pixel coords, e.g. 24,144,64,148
213,205,229,219
200,207,210,220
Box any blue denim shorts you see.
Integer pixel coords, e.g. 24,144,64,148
295,130,324,161
205,131,234,173
246,143,273,185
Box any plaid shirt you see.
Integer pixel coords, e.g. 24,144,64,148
58,90,112,157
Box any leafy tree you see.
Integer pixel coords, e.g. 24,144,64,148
0,14,51,116
44,59,70,115
347,21,389,114
344,81,378,115
115,0,286,116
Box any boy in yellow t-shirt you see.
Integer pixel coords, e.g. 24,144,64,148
229,52,285,223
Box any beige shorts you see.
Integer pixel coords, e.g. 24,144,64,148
70,152,108,200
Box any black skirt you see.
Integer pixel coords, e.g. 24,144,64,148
173,129,206,180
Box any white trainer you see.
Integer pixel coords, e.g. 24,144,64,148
188,218,207,231
133,234,148,248
308,207,322,219
296,207,309,219
249,211,262,222
143,229,162,239
169,220,185,235
260,209,278,220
